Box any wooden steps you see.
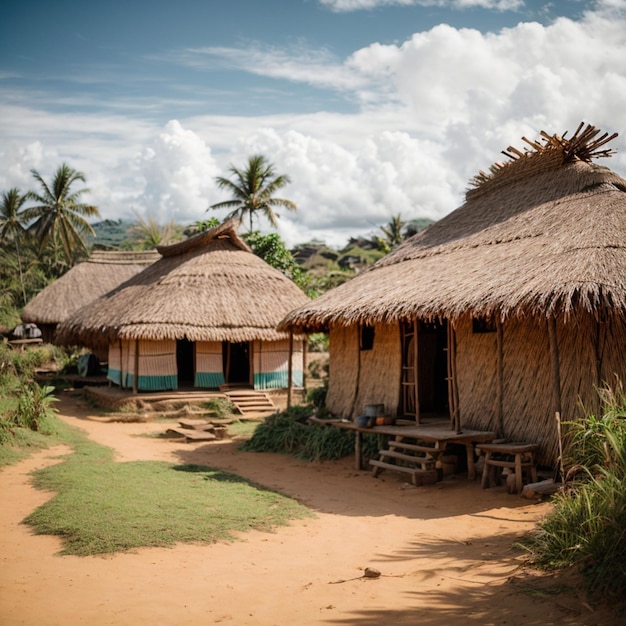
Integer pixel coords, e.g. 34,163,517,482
223,388,277,416
369,439,443,485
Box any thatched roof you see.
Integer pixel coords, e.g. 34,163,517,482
22,250,160,325
281,124,626,332
56,220,310,345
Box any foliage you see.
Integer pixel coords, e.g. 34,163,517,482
183,217,221,237
202,397,235,420
307,384,328,410
242,230,312,294
7,380,58,434
210,154,297,232
520,381,626,599
241,403,354,462
308,332,329,353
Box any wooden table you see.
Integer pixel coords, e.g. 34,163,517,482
311,418,495,480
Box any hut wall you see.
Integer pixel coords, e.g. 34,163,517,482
600,317,626,391
195,341,226,388
353,322,401,417
107,342,122,386
109,340,177,390
327,323,400,419
327,325,359,418
129,340,177,391
252,339,304,389
455,317,499,432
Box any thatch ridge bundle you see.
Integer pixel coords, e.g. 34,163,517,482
281,124,626,332
57,220,310,347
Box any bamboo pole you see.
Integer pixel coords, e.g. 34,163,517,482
496,316,504,437
303,336,309,395
449,322,461,433
548,317,562,417
133,339,139,395
446,320,454,428
350,326,362,417
287,330,294,409
414,318,420,424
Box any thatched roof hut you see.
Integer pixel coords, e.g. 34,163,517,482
57,220,310,392
21,249,159,344
281,124,626,467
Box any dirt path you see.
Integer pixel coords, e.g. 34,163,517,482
0,391,616,625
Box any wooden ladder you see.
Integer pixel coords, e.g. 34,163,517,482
369,440,443,485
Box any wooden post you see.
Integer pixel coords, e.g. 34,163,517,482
350,326,362,417
548,317,562,417
303,336,309,395
287,330,294,409
413,318,420,423
132,339,139,395
449,322,461,433
496,316,504,437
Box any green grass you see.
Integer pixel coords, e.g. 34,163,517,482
22,419,312,556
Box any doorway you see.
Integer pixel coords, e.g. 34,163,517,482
400,320,449,418
176,338,195,386
223,341,251,385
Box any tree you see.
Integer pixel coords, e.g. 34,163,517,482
0,188,29,306
24,163,100,267
378,213,405,252
209,155,297,232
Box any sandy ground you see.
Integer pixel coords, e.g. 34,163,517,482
0,391,619,626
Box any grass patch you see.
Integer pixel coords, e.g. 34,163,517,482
23,421,312,556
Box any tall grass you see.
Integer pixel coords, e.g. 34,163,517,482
521,381,626,599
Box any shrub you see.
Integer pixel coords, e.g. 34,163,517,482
240,404,353,462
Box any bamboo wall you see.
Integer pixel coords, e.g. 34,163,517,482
456,313,626,467
195,341,225,387
108,339,177,390
326,323,401,419
252,339,304,389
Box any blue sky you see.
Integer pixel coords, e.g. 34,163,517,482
2,0,625,247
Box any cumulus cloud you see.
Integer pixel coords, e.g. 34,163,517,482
129,120,220,224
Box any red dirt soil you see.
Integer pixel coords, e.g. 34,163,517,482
0,391,619,625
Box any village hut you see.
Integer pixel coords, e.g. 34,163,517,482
21,249,160,345
56,220,310,393
279,124,626,467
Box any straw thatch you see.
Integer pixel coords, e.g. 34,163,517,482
56,220,310,347
281,124,626,332
21,250,159,343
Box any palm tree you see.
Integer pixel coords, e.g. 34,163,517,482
380,213,406,249
127,211,183,249
209,155,297,231
24,163,100,267
0,188,29,305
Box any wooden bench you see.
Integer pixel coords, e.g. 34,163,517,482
476,442,539,494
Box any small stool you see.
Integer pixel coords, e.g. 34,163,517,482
476,442,539,494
